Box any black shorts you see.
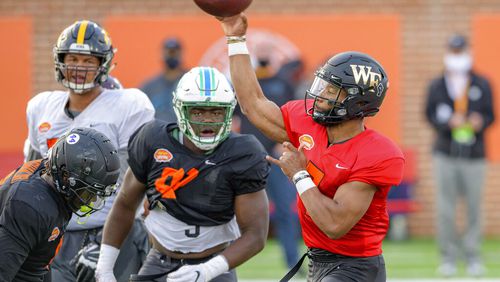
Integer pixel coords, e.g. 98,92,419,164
307,248,386,282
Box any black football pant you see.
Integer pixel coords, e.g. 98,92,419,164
307,248,386,282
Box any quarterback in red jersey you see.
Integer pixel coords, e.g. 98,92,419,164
219,14,405,281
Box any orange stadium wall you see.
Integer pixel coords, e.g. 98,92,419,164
105,15,401,144
472,14,500,162
0,17,31,176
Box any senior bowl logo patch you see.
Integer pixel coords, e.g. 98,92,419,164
298,134,315,150
154,148,173,162
38,122,51,133
48,227,60,242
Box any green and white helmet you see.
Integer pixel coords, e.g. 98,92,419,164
173,66,237,150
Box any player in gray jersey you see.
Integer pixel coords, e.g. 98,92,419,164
25,20,155,282
95,66,270,282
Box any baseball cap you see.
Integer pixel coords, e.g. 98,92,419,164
163,37,182,50
448,34,468,50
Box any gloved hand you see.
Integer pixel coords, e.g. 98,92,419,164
74,241,100,282
166,255,229,282
166,264,207,282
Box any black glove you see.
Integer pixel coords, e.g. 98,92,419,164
74,241,100,282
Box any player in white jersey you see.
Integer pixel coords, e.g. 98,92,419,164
24,20,155,282
95,67,270,282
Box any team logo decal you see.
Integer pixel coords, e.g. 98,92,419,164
38,122,51,133
298,134,315,150
154,148,173,162
66,133,80,144
350,64,383,96
48,227,60,242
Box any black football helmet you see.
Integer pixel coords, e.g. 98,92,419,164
53,20,115,93
305,51,389,125
48,127,120,217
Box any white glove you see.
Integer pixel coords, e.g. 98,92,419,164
95,244,119,282
95,271,117,282
166,255,229,282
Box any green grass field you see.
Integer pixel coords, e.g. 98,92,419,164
236,238,500,280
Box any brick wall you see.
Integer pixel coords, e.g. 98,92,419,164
1,0,499,236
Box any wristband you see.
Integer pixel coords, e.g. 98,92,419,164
295,177,315,195
292,170,310,185
226,35,246,44
228,42,249,56
96,244,119,273
203,255,230,281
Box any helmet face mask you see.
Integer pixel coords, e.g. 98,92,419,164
305,51,388,125
65,174,117,217
53,20,115,94
173,67,237,151
306,77,349,122
48,128,120,217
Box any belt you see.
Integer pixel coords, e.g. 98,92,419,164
307,248,351,263
279,248,353,282
158,252,218,265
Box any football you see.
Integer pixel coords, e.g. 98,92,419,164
193,0,253,17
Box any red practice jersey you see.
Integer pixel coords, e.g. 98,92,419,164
281,100,405,257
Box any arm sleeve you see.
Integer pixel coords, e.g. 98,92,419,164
0,200,44,280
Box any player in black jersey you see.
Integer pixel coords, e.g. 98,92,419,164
0,127,119,281
95,67,270,282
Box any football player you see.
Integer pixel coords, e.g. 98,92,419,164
218,15,405,281
95,66,270,282
25,20,155,281
0,128,119,281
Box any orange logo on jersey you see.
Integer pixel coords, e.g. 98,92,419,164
154,167,199,199
154,148,173,162
48,227,60,242
299,134,315,150
38,122,51,133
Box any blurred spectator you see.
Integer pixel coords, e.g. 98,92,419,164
235,42,301,270
425,34,495,277
140,37,186,123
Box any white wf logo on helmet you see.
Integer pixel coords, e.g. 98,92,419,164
350,64,383,96
66,133,80,144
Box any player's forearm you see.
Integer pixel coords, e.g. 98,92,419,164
101,197,136,248
300,189,353,239
229,55,266,116
221,226,267,269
